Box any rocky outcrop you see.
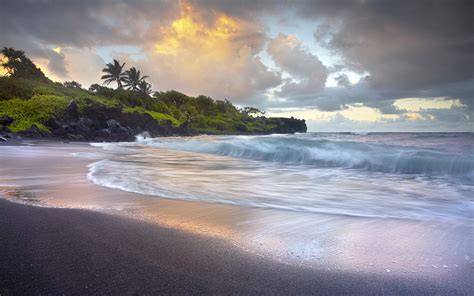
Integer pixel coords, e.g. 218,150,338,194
266,117,307,134
1,100,307,142
0,115,14,132
20,124,49,138
44,103,182,142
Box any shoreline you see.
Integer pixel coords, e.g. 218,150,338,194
0,198,467,295
0,142,472,294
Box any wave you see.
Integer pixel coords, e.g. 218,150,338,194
135,134,474,180
87,134,474,221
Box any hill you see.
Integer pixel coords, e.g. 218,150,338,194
0,48,306,141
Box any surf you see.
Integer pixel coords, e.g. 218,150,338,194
133,133,474,180
88,133,474,221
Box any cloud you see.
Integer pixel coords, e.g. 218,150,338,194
135,2,281,103
61,48,106,88
304,0,473,90
267,34,328,96
307,108,472,132
1,0,472,130
419,106,471,123
334,74,351,88
1,0,280,103
0,0,176,79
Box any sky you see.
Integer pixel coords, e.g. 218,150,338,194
1,0,473,132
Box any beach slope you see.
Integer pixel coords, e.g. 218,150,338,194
0,199,466,295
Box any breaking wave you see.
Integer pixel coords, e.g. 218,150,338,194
86,133,474,221
135,134,474,180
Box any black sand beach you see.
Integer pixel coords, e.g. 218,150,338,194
0,141,472,295
0,198,470,295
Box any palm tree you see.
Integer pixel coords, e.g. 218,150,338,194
101,59,127,89
124,67,149,91
138,80,153,96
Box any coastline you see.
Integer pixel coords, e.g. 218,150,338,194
0,141,472,294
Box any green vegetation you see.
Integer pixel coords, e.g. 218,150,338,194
0,95,69,132
0,47,306,138
123,106,181,127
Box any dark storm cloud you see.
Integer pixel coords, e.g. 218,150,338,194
267,77,474,117
0,0,176,76
304,0,473,96
266,0,473,118
1,0,176,47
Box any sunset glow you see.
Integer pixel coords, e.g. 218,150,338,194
2,0,471,131
154,2,239,59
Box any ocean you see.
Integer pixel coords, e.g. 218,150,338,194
1,132,473,280
88,132,474,222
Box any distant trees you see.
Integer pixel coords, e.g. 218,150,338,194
101,59,127,89
0,47,49,82
88,83,116,97
138,80,153,96
100,60,153,97
242,106,265,117
63,81,82,89
124,67,148,91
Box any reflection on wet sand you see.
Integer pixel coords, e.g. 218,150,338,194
0,143,472,286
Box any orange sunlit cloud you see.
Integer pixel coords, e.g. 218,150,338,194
142,1,279,102
33,58,64,81
0,55,7,76
154,2,238,59
52,47,62,54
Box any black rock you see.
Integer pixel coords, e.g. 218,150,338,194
20,124,47,138
77,117,93,131
95,128,111,141
0,115,14,126
65,100,80,120
66,133,84,141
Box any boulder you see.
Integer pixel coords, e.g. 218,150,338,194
0,115,14,126
20,124,47,138
94,129,111,142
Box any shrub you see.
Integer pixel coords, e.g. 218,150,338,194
0,77,35,100
0,95,69,132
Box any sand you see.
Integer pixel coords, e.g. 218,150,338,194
1,199,469,295
0,141,472,294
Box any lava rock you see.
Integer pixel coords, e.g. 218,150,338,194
0,115,14,126
20,124,47,138
65,100,80,120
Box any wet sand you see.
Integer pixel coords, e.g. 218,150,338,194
0,198,470,295
0,142,473,294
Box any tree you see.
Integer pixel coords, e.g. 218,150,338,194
63,80,82,89
1,47,49,82
123,67,148,91
137,80,153,96
88,83,116,97
101,59,127,89
242,106,265,117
